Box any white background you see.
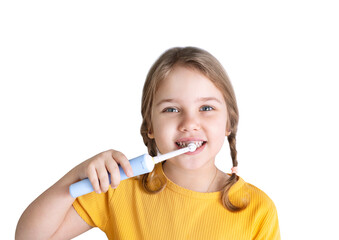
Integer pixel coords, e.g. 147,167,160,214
1,1,338,239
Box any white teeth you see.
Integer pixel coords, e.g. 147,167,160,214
177,141,204,148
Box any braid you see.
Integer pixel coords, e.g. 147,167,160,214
228,133,238,167
221,133,248,212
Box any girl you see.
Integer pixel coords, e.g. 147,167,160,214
16,47,280,239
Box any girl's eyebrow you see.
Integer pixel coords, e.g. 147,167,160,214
197,97,223,104
156,97,222,106
155,98,175,106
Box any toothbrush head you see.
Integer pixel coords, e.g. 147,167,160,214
187,143,197,152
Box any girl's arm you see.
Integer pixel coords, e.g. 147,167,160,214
15,150,133,240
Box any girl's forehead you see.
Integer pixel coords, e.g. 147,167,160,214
154,66,225,103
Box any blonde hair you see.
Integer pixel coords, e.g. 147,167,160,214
140,47,247,211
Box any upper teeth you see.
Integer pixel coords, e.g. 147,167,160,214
177,141,204,148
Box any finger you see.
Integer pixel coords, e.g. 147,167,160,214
87,164,101,194
111,151,133,178
96,164,110,193
105,159,120,189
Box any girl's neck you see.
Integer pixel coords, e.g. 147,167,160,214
162,161,229,193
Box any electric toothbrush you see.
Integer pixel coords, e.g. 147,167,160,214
69,143,197,198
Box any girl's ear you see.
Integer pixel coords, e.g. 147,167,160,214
148,129,154,139
226,120,231,136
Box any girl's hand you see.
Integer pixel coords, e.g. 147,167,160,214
77,150,134,194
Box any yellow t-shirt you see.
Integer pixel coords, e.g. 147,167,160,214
73,163,280,239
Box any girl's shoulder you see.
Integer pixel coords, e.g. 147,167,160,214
230,175,277,211
232,176,280,239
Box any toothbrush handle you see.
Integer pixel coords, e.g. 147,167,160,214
69,154,154,198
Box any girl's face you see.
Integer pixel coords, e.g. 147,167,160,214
149,65,228,170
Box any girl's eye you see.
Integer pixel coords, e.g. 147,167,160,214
163,107,179,113
200,106,214,111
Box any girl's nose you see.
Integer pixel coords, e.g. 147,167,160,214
178,113,201,132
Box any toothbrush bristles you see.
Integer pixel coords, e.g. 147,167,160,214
187,143,197,152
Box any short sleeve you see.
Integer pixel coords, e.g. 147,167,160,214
252,200,281,240
72,188,113,230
